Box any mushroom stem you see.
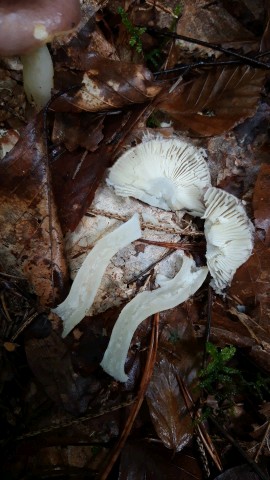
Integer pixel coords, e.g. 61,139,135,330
21,44,54,111
53,214,142,338
100,256,208,382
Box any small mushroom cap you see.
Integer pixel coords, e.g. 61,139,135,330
203,187,254,294
107,137,211,217
0,0,81,56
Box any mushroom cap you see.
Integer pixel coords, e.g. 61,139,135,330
203,187,254,294
107,137,211,217
0,0,81,56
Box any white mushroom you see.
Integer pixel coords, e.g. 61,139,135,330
203,187,254,294
107,137,211,217
100,256,208,382
53,214,142,338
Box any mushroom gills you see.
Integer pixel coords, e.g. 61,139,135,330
108,137,211,217
203,187,254,293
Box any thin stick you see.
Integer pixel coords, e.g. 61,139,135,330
254,421,270,463
146,28,270,69
210,415,270,480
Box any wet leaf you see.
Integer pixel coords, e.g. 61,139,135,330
158,66,265,136
55,52,161,112
147,355,193,451
253,164,270,246
25,329,93,414
119,441,203,480
0,116,68,306
214,464,260,480
176,0,257,56
52,112,105,152
228,166,270,334
50,111,132,233
146,307,201,451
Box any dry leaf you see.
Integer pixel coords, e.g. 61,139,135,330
0,116,68,306
158,66,265,136
55,52,161,112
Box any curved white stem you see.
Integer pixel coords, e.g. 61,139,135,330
100,256,208,382
52,214,142,338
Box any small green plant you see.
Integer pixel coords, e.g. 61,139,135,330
145,48,161,67
118,7,146,54
199,342,241,401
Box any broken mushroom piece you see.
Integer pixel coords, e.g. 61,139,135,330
203,187,254,294
100,256,208,382
107,137,211,217
53,214,142,338
0,0,81,110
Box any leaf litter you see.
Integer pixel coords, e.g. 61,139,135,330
0,0,270,479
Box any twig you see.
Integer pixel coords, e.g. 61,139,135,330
11,311,39,342
154,59,243,76
138,238,205,250
146,28,270,69
99,313,159,480
255,421,270,463
16,399,136,440
177,374,223,472
209,415,270,480
87,208,204,236
127,249,173,285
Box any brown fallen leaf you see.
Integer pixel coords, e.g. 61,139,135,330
146,354,194,451
52,112,105,152
51,105,151,234
214,464,260,480
176,0,257,57
146,307,201,452
119,441,203,480
54,52,161,112
0,116,68,306
158,66,265,136
25,329,93,414
229,164,270,334
252,164,270,246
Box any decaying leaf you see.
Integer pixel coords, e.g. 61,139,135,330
50,111,130,233
176,0,257,56
0,116,68,306
52,112,105,152
228,165,270,334
146,308,201,451
214,464,260,480
119,441,203,480
252,163,270,246
25,329,93,414
158,66,265,136
55,52,161,112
